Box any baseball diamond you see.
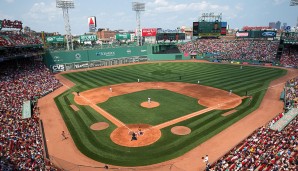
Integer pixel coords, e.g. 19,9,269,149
45,62,288,167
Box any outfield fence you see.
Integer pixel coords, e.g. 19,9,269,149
49,155,187,171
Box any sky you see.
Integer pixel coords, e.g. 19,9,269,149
0,0,297,35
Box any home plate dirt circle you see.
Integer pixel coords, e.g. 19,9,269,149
140,101,160,108
171,126,191,135
110,124,161,147
90,122,109,130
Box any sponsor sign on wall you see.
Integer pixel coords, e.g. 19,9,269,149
46,36,65,43
261,31,276,37
236,32,249,37
96,51,116,57
74,62,89,69
115,34,131,40
65,63,74,71
80,35,97,42
142,28,157,37
236,30,276,38
51,64,65,72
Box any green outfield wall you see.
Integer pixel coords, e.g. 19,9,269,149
44,44,191,72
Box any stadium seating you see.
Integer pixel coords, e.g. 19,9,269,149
209,77,298,171
280,47,298,67
0,32,43,47
178,39,279,62
0,59,61,170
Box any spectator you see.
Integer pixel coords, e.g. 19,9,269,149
177,39,279,63
209,77,298,171
0,58,62,170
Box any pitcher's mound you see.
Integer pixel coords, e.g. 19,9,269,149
140,101,160,108
90,122,109,130
110,124,161,147
171,126,191,135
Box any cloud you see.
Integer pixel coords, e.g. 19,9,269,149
26,2,61,22
147,1,229,13
0,11,14,19
4,0,15,3
150,0,169,6
235,5,243,11
273,0,286,5
115,12,126,17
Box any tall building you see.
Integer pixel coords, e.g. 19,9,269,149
269,22,276,29
282,23,287,30
276,21,281,30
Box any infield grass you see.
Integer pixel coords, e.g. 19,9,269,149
55,62,286,166
99,89,205,125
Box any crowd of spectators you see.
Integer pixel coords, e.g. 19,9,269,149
285,77,298,109
208,77,298,171
208,117,297,171
0,58,62,170
282,32,298,43
0,32,43,47
178,39,279,62
280,46,298,68
0,36,13,47
0,47,44,59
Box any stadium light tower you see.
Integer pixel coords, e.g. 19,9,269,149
290,0,298,6
56,0,74,50
132,2,145,46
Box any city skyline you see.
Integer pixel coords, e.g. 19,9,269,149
0,0,297,35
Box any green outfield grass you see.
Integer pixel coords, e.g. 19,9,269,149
55,62,286,166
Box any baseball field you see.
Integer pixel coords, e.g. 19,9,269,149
54,62,286,166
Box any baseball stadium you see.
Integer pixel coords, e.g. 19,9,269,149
1,1,298,171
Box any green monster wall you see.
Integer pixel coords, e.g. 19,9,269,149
44,45,190,72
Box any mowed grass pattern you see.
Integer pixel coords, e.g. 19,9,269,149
55,62,286,166
99,89,205,125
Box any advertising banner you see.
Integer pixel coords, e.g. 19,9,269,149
89,60,103,67
51,64,65,72
156,33,185,41
142,28,157,37
65,63,74,71
115,34,131,40
198,32,221,37
193,22,199,36
1,19,22,29
74,62,89,69
261,31,276,38
236,31,249,38
221,28,227,35
46,36,65,43
80,35,97,42
88,16,96,32
138,56,148,62
221,22,227,28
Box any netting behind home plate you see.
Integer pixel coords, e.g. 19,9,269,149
49,155,187,171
